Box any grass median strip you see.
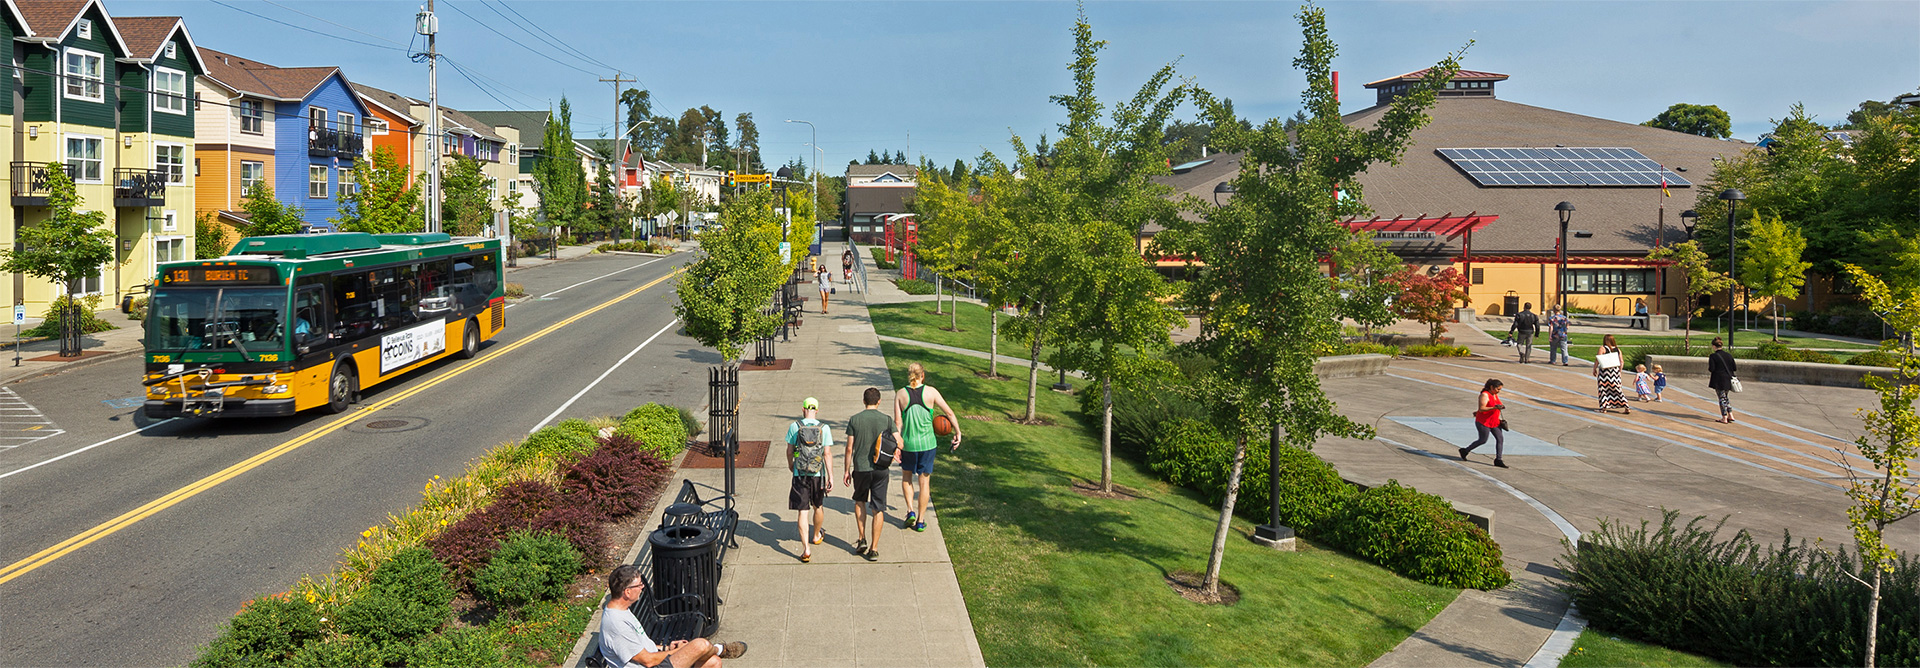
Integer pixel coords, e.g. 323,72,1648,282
878,341,1457,667
869,301,1056,361
1560,629,1731,668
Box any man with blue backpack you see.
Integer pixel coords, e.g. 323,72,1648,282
787,397,834,563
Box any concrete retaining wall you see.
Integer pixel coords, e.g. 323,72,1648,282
1314,353,1393,379
1648,354,1895,389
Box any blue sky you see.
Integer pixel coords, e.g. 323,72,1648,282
122,1,1917,171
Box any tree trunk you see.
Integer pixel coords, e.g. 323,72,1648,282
951,288,958,332
1773,301,1781,342
1868,566,1882,668
1025,328,1042,421
934,275,943,315
1203,433,1249,599
989,308,1000,379
1101,376,1114,493
1684,298,1694,353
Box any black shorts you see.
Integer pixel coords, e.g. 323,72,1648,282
851,470,888,512
789,475,826,510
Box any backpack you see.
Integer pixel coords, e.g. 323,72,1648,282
873,429,899,468
793,422,826,474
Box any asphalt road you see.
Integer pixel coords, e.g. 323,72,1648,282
0,252,716,667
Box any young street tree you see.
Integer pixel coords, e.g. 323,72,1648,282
0,168,114,355
194,213,231,259
1646,240,1735,351
1740,212,1812,342
1836,264,1920,668
1387,267,1471,345
441,155,495,238
1330,231,1405,337
673,188,790,365
239,183,305,237
534,98,586,240
332,146,421,234
1154,6,1464,600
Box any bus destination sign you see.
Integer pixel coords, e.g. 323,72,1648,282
165,266,280,285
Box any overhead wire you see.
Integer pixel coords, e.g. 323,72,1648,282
257,0,409,48
439,0,599,77
479,0,604,74
208,0,407,52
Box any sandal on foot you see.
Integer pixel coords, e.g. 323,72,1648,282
799,553,811,563
719,642,748,659
811,534,823,545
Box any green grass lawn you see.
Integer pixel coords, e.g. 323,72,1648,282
1560,629,1731,668
868,301,1061,362
880,341,1458,667
1563,331,1876,351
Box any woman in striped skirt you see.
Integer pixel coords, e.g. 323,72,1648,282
1592,334,1631,414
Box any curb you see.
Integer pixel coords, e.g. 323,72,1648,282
2,346,144,385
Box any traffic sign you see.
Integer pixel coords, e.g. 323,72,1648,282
734,173,771,184
12,305,22,325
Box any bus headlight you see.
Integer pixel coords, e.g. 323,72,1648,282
264,384,290,395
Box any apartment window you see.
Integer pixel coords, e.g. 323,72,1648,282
507,144,517,165
161,210,179,232
153,68,187,114
488,181,497,202
337,112,356,135
367,119,388,136
156,144,186,183
309,166,329,198
1561,269,1655,295
507,180,517,194
65,135,103,182
155,237,185,263
338,168,355,197
63,49,104,102
77,19,91,40
240,161,264,195
442,134,457,155
239,100,263,134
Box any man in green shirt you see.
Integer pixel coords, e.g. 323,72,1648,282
893,361,961,533
843,387,895,561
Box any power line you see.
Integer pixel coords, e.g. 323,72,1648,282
480,0,603,74
439,0,599,77
442,56,533,112
257,0,409,47
439,55,546,109
208,0,406,52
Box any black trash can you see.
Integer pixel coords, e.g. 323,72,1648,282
650,524,721,637
660,502,704,528
1503,292,1520,317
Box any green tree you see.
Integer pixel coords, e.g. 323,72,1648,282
534,98,585,236
673,188,790,364
441,155,494,237
240,183,305,237
734,113,761,173
781,186,817,268
1837,96,1902,130
1740,212,1812,341
1330,231,1405,336
0,168,114,355
1694,105,1843,273
332,146,422,234
1836,264,1920,668
1646,240,1735,351
194,212,231,259
1154,5,1463,599
1642,103,1732,139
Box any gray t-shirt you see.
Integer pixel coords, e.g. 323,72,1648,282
845,408,893,473
600,606,659,668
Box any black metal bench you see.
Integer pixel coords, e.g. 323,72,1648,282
669,479,740,568
585,575,708,667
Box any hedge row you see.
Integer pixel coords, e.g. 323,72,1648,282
1564,511,1920,666
194,405,693,667
1082,364,1511,590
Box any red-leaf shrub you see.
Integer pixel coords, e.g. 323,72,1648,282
532,504,611,570
558,438,673,520
1385,267,1471,345
428,480,563,585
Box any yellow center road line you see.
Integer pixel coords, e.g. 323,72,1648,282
0,267,683,586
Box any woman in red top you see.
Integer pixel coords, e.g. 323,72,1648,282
1462,378,1508,468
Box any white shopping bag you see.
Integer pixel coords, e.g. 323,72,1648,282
1595,351,1622,369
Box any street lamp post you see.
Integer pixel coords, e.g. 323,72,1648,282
1213,181,1235,205
1556,202,1575,313
1719,189,1746,348
1680,209,1698,241
775,165,793,250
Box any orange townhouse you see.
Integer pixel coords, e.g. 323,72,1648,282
351,83,421,177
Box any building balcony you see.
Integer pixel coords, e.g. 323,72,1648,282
309,127,365,159
10,161,79,207
113,168,168,207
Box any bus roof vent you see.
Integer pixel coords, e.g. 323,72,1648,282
371,233,453,246
232,233,383,260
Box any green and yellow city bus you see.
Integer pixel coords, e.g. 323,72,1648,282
143,232,505,418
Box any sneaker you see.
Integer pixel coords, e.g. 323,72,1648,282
903,511,917,527
854,539,867,554
1493,459,1509,469
719,641,749,659
1458,447,1470,461
913,521,926,532
864,549,879,562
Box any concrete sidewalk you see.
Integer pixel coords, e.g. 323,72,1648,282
573,238,986,668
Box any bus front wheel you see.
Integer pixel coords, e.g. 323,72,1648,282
325,363,358,414
456,319,480,360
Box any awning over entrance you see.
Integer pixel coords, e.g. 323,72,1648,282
1341,213,1498,239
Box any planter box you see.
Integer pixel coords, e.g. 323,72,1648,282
1314,353,1392,379
1648,354,1895,389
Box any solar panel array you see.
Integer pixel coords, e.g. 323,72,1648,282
1436,147,1691,187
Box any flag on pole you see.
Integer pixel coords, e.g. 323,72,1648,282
1660,165,1671,197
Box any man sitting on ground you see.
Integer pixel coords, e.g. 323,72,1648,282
599,564,746,668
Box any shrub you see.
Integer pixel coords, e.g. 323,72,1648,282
1078,357,1209,457
428,480,564,583
1144,419,1352,531
491,600,597,666
616,404,690,459
1400,343,1470,357
1848,349,1901,368
1625,344,1707,370
473,531,583,609
410,626,508,667
510,422,600,464
676,405,704,437
1321,481,1511,590
1791,306,1885,339
334,547,455,644
190,594,323,667
283,635,387,668
1337,341,1398,356
532,504,611,570
504,282,528,299
895,278,934,294
24,295,117,338
868,246,896,269
559,438,674,520
1562,511,1920,667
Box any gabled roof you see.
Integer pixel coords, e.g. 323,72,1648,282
2,0,35,37
18,0,130,55
465,111,550,148
1365,68,1509,88
349,83,420,127
111,16,205,71
198,47,343,103
846,164,918,179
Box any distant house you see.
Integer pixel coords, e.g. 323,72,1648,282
195,46,370,230
845,164,916,244
349,83,421,177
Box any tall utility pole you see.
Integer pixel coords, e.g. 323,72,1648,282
417,2,441,233
600,73,635,163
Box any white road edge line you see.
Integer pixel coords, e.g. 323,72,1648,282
540,257,664,299
528,318,679,433
0,420,175,480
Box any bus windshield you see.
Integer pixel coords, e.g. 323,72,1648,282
147,287,288,353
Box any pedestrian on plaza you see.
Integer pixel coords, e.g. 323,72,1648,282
1508,302,1540,363
1633,363,1654,401
816,266,833,315
842,248,855,280
1634,299,1650,329
1461,378,1508,468
843,387,895,561
1708,338,1739,423
894,361,962,533
1546,307,1572,366
787,397,834,562
1651,364,1668,402
599,564,747,668
1593,334,1631,414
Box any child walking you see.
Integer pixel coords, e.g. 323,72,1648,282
1651,364,1667,402
1633,363,1654,402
